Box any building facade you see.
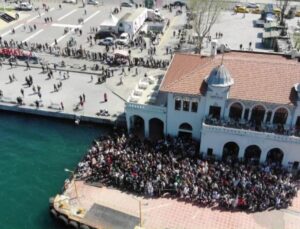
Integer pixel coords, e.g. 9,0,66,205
125,51,300,169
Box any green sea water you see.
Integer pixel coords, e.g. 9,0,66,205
0,112,110,229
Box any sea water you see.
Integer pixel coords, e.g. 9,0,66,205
0,111,110,229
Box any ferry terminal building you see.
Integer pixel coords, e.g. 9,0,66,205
125,51,300,169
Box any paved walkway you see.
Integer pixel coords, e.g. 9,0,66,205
59,181,300,229
0,64,163,123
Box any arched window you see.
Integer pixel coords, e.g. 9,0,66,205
222,142,239,161
250,105,266,125
266,148,284,165
273,107,288,125
179,123,193,131
244,145,261,164
130,115,145,137
149,118,164,140
229,102,243,121
178,123,193,138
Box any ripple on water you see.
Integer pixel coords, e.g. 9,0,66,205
0,112,110,229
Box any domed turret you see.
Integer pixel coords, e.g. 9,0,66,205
294,83,300,92
205,64,234,87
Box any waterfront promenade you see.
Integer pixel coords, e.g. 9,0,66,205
0,64,164,123
56,180,300,229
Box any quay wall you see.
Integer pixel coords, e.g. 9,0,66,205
0,103,126,126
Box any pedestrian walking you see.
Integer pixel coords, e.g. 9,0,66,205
26,61,30,70
104,93,107,102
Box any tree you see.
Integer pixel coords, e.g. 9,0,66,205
277,0,290,25
188,0,227,54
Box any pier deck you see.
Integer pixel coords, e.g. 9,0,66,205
0,65,164,124
53,181,300,229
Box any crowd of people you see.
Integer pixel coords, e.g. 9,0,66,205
75,133,298,212
0,38,170,70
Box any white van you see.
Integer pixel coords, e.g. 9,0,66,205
116,33,130,45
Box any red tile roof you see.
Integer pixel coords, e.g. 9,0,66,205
159,51,300,105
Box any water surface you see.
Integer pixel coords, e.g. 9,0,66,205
0,112,109,229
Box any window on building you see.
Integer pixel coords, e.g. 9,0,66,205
296,116,300,130
209,106,221,119
207,148,213,156
183,100,190,111
229,102,243,121
266,111,272,123
175,99,181,111
292,161,299,170
243,108,249,120
191,101,198,112
273,108,288,125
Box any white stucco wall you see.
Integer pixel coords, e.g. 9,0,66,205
200,123,300,166
165,93,205,140
125,103,167,137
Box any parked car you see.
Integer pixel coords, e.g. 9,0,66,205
246,2,259,9
62,0,76,3
98,37,114,46
296,10,300,17
120,2,133,7
273,8,281,16
115,33,129,45
171,1,186,7
234,5,250,13
15,2,32,11
87,0,99,5
251,8,261,14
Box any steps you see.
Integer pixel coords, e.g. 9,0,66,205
0,13,15,23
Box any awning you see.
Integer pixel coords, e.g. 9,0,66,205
114,49,129,57
101,14,119,27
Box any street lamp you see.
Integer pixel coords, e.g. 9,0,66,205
132,196,147,228
64,168,79,200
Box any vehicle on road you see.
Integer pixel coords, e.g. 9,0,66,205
273,8,281,16
15,2,33,11
234,5,250,13
171,1,186,7
62,0,76,3
98,37,114,46
120,2,133,7
87,0,99,5
246,3,259,9
95,31,117,40
251,8,261,14
115,33,130,45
